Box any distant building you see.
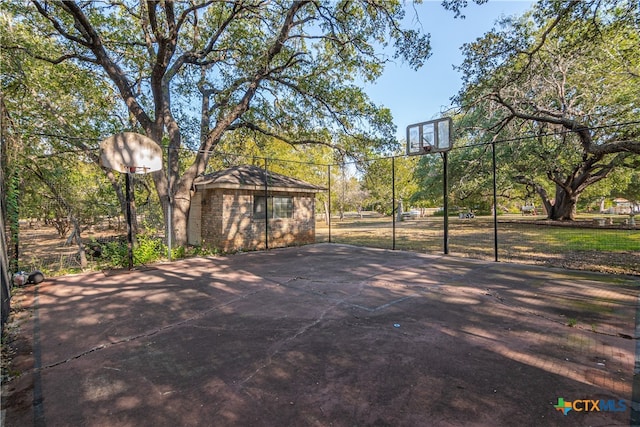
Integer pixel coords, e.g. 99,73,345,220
601,198,634,215
613,198,634,214
188,165,324,251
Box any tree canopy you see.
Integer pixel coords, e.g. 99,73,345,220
454,0,640,219
3,0,438,244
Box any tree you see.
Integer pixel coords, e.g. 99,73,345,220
5,1,437,245
1,9,136,267
362,155,419,215
1,96,20,273
1,97,16,330
455,0,640,220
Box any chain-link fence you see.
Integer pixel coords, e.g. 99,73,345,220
11,146,639,277
13,151,333,275
323,142,639,276
15,168,164,273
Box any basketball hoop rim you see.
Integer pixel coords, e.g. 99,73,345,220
124,165,152,174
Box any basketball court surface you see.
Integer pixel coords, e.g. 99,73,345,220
3,243,639,426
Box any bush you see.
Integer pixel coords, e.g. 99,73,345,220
100,239,129,268
171,245,186,259
134,233,166,265
94,233,166,268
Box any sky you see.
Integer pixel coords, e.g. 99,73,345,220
362,0,534,140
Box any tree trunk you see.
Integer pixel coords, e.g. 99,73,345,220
69,215,88,268
159,167,197,247
396,199,404,222
324,200,330,225
152,169,192,247
171,194,191,247
545,187,577,220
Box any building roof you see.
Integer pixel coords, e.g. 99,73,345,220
193,165,325,193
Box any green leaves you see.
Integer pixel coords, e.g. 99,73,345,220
454,0,640,219
8,0,436,244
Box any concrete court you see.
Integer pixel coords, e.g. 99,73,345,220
3,243,640,427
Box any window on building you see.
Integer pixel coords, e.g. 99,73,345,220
254,196,293,219
272,196,293,219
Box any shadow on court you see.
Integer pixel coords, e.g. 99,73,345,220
3,244,639,427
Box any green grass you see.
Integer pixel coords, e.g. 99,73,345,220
317,215,640,275
320,216,639,252
542,228,639,252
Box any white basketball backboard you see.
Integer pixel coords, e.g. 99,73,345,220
406,117,453,155
99,132,163,174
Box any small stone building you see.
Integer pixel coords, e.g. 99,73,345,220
188,165,324,251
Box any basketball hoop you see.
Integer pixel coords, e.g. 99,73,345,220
99,132,163,269
405,117,455,255
406,117,453,156
99,132,162,174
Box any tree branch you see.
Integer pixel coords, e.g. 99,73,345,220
175,1,314,192
34,1,154,134
491,91,594,149
1,45,97,65
32,1,89,46
229,121,336,150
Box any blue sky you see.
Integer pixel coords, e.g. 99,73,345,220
362,0,534,140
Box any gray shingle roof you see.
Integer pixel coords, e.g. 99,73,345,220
194,165,325,192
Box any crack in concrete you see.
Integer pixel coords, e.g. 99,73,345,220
480,285,639,340
33,287,270,372
235,278,370,390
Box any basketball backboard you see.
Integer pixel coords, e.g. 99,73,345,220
99,132,163,174
406,117,453,155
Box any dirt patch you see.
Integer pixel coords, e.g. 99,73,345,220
16,221,124,274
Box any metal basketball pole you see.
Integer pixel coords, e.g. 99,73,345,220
125,171,134,269
406,117,453,255
443,152,449,255
98,132,163,265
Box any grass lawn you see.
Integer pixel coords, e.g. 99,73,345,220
316,215,640,276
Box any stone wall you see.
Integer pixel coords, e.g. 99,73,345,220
199,189,222,248
199,189,316,252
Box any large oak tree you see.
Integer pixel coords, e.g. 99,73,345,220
455,0,640,220
6,0,435,245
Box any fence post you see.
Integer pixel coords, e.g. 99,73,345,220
264,158,269,250
492,139,499,262
392,156,396,250
125,171,134,269
166,144,172,262
327,164,331,243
